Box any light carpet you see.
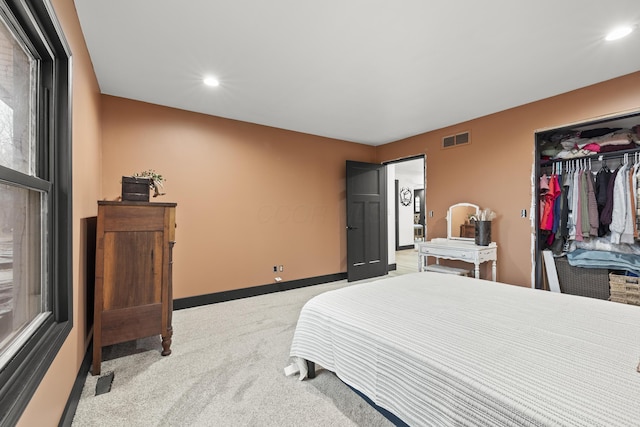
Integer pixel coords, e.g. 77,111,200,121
71,278,399,426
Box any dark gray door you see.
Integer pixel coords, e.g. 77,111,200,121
346,161,387,282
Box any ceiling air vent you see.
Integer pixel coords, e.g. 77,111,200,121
442,131,470,148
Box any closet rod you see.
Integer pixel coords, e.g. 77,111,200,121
540,146,640,167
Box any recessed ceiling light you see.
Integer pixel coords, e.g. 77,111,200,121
605,26,633,41
203,76,220,87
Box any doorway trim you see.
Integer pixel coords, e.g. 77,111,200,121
383,154,426,253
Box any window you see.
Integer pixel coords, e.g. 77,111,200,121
0,0,71,425
0,8,45,367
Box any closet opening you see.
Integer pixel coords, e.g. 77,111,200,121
534,110,640,302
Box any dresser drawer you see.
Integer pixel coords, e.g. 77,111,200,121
420,245,473,260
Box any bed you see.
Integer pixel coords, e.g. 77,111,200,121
288,272,640,426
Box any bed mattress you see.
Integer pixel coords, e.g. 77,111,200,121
289,272,640,426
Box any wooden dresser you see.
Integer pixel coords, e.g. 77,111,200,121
93,201,177,375
459,223,475,238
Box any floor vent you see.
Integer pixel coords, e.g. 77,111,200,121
442,131,470,148
95,371,114,396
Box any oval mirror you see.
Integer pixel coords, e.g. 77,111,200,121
447,203,479,240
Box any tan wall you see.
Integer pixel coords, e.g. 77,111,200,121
17,0,103,425
13,1,640,423
376,71,640,287
100,96,376,298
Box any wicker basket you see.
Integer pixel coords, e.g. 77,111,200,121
553,256,610,300
609,273,640,306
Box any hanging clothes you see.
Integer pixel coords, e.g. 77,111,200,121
541,153,640,246
573,168,583,241
544,174,561,245
600,167,619,229
621,172,635,244
543,174,561,231
595,165,613,236
552,170,563,235
566,168,576,240
630,157,640,239
628,161,638,240
585,168,599,236
579,170,591,238
610,162,630,244
558,170,571,238
539,174,551,230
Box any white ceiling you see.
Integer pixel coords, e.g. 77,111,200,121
73,1,640,146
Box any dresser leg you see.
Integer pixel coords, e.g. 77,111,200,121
92,349,101,376
161,327,173,356
92,334,102,375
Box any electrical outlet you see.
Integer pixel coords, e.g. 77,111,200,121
279,265,283,272
429,210,434,217
521,209,527,218
273,265,277,272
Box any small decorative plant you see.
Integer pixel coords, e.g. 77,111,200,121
134,169,166,197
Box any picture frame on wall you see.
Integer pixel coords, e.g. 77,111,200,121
399,187,412,206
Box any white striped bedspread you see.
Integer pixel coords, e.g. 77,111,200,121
289,272,640,426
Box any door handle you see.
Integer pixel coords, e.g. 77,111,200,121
346,226,358,230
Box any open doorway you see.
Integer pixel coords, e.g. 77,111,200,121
384,155,426,271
